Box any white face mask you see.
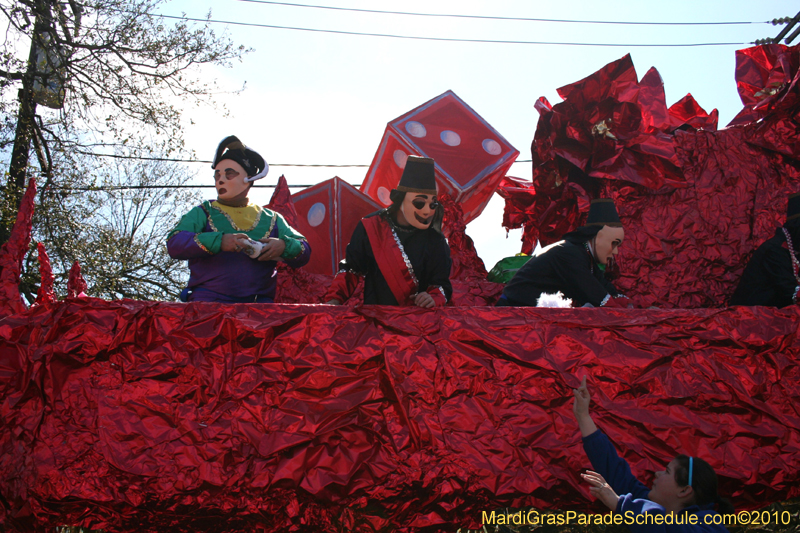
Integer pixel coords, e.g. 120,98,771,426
592,225,625,266
400,193,438,229
214,159,249,201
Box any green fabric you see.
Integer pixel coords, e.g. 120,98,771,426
203,200,276,239
196,232,222,254
168,205,223,254
487,255,533,284
169,201,307,257
274,213,306,259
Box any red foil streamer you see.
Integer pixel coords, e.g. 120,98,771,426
267,174,300,228
67,261,88,298
0,301,798,532
34,242,55,306
0,178,35,315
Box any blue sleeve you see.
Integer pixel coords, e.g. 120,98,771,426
616,496,721,533
617,494,669,533
582,430,650,500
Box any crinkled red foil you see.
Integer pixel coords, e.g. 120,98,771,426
532,54,690,193
440,194,505,306
728,44,800,127
508,44,800,308
267,175,301,228
1,301,799,532
668,93,719,131
0,178,35,315
440,195,486,282
34,242,55,306
2,45,800,533
67,261,88,298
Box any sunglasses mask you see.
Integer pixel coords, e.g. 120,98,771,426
401,193,438,230
214,160,250,201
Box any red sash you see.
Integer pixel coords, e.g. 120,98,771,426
362,216,418,305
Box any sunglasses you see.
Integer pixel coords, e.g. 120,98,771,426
411,199,440,210
214,168,240,180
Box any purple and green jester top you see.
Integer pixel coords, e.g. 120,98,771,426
167,200,311,302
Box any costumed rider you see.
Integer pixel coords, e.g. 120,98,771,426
167,135,311,302
325,155,452,307
573,376,734,533
729,192,800,307
497,198,632,308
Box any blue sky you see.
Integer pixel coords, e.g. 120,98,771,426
160,0,798,268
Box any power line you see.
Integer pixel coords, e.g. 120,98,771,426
49,165,532,191
234,0,766,26
48,184,329,190
155,14,747,47
74,150,534,167
75,150,370,167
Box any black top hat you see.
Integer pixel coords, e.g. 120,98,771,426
787,192,800,222
394,156,437,195
584,198,622,227
212,135,269,182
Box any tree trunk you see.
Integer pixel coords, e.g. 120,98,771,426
1,3,48,244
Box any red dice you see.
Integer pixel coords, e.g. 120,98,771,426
361,90,519,224
291,176,382,275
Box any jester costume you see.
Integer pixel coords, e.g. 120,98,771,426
168,201,310,302
168,136,310,302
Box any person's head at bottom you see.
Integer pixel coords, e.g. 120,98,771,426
573,376,734,515
648,454,734,514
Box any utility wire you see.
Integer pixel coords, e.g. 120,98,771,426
49,184,328,190
75,149,533,167
234,0,766,26
156,14,747,47
75,150,370,167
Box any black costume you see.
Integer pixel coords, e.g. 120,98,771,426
730,226,800,307
498,198,628,308
731,193,800,308
332,210,453,305
498,236,623,307
327,155,452,306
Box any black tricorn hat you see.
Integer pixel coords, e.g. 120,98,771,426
212,135,269,182
394,156,437,195
787,192,800,221
584,198,622,227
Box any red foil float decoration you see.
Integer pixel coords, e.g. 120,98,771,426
0,298,799,532
0,178,35,315
291,177,382,276
33,242,55,306
67,261,88,298
267,177,349,304
506,44,800,308
2,44,800,532
728,44,800,127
